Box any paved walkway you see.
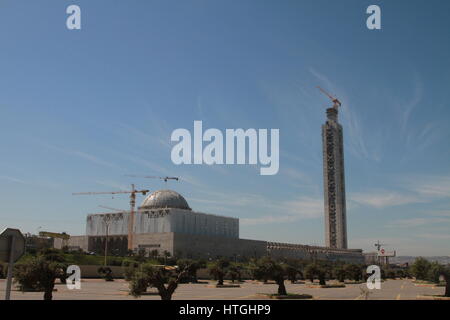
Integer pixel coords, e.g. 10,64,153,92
0,279,445,300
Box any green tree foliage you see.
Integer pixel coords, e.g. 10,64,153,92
150,249,159,259
14,255,66,300
227,265,243,283
122,259,140,281
13,249,68,300
344,264,363,282
317,266,327,285
177,259,204,283
98,267,114,281
410,257,432,280
334,265,346,282
285,265,300,284
427,261,444,284
135,248,147,263
304,264,319,283
0,263,6,279
208,259,230,285
253,257,288,295
128,263,188,300
440,267,450,297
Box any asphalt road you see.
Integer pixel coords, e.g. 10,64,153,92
0,278,445,300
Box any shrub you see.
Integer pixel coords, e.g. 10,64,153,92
304,264,319,283
0,263,6,279
98,267,114,281
177,259,203,283
410,257,431,280
334,266,346,282
252,258,288,295
208,259,230,286
127,263,189,300
344,264,363,282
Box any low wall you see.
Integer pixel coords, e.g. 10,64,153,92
76,266,251,280
78,265,125,279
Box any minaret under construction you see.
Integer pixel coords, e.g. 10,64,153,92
320,88,348,249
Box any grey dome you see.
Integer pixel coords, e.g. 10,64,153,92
140,189,191,210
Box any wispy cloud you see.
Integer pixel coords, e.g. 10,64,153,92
386,217,450,228
38,141,120,170
408,175,450,198
418,233,450,240
240,196,323,226
0,175,27,184
118,123,171,150
349,190,423,208
400,73,423,136
94,180,129,191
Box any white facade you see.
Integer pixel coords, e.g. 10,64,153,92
86,208,239,238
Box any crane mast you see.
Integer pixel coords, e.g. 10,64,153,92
73,184,150,251
317,86,341,109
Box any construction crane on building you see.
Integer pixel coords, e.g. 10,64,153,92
39,231,71,248
73,184,150,251
317,86,341,109
98,205,125,212
125,175,179,184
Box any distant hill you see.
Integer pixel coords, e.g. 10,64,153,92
391,256,450,265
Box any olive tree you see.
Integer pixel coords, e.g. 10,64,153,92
410,257,431,281
253,257,288,295
14,256,66,300
128,263,188,300
208,259,230,285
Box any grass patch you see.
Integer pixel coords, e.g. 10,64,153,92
207,284,241,288
412,280,445,287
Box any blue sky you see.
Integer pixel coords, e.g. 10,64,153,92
1,0,450,255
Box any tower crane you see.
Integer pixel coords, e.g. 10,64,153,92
125,175,179,183
317,86,341,109
39,231,70,248
73,184,150,251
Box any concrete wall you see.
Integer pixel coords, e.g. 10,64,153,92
170,210,238,238
268,242,364,264
134,232,174,255
55,235,88,251
77,265,126,278
173,233,267,260
86,209,238,239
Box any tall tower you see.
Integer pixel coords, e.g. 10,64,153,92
322,106,348,249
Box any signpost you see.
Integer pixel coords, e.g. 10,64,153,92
0,228,26,300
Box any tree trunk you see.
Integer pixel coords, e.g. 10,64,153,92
443,274,450,297
44,287,53,301
217,273,224,286
277,279,287,296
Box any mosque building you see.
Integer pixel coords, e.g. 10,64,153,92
58,101,365,263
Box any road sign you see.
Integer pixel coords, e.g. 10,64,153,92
378,250,396,257
0,228,26,300
0,228,25,263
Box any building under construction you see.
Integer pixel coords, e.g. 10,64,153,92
56,188,364,263
56,93,366,263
